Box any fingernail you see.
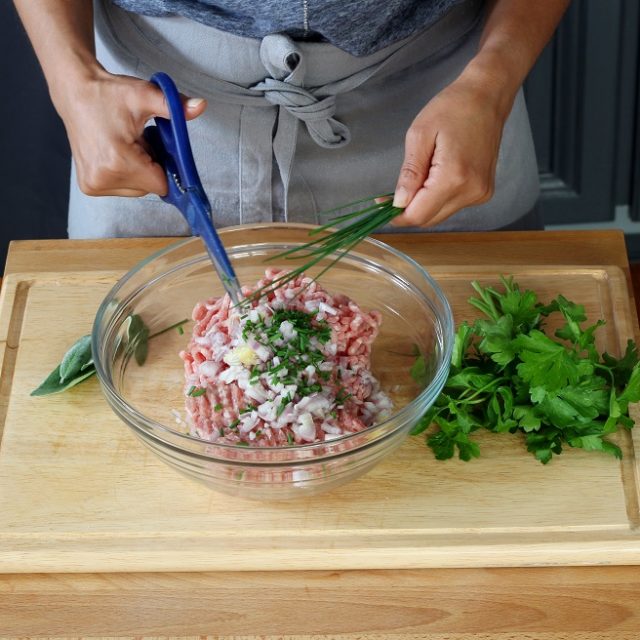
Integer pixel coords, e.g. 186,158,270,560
186,97,205,109
393,187,409,209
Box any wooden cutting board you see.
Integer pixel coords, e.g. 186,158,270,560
0,261,639,573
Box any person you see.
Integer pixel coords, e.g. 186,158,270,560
14,0,569,238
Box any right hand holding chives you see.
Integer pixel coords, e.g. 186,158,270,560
391,74,510,228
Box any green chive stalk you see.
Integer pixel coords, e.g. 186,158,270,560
241,194,402,305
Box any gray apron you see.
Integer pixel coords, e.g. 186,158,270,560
68,0,540,238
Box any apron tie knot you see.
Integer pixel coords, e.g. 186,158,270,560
251,34,351,149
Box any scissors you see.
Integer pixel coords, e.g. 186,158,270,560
143,72,243,305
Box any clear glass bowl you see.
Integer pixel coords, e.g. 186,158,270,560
92,224,453,499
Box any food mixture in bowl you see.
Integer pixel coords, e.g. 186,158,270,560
180,269,393,446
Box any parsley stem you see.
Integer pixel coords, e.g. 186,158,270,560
457,377,509,403
593,362,616,385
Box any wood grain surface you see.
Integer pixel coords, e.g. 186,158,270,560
2,567,640,637
1,230,640,638
0,264,639,573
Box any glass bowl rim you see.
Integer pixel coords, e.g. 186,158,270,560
92,223,454,453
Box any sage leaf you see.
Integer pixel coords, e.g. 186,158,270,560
59,335,93,383
31,363,96,397
126,314,145,342
133,327,150,366
32,315,187,397
122,314,150,366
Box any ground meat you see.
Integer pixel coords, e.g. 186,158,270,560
180,269,392,446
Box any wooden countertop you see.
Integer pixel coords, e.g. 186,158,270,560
1,229,640,638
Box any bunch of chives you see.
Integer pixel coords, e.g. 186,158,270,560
239,194,403,306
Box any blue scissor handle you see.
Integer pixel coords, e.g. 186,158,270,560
144,72,242,304
146,72,203,198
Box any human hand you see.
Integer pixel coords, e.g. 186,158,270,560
54,68,207,197
391,75,512,227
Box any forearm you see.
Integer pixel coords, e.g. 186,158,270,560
460,0,571,117
13,0,101,109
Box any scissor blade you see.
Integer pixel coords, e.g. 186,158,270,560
181,193,243,305
203,243,243,306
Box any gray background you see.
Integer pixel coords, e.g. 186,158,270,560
1,0,639,269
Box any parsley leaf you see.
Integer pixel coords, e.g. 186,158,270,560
410,352,429,386
514,330,580,390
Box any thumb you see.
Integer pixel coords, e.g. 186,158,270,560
393,126,436,209
183,95,207,120
138,83,207,121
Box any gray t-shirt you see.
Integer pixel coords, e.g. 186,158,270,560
110,0,467,56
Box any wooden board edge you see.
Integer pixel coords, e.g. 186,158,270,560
1,539,639,573
601,266,640,530
0,269,126,285
425,263,624,281
0,275,33,447
0,272,121,447
0,271,121,449
428,264,640,530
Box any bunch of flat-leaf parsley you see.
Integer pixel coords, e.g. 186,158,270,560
411,275,640,463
